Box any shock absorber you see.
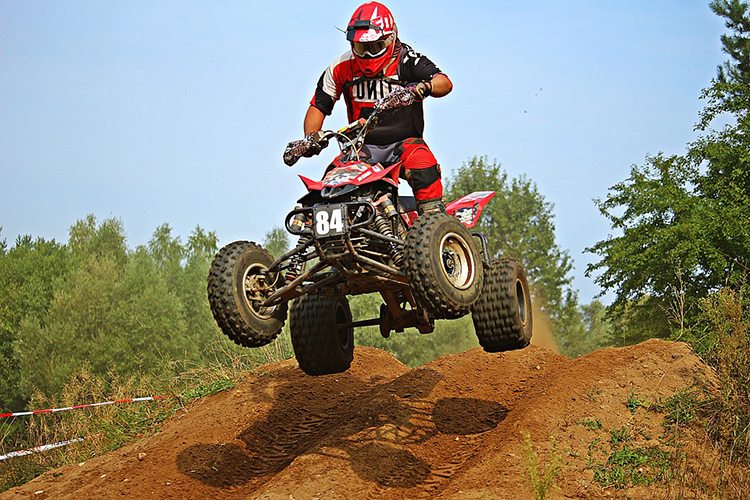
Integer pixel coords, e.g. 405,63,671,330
286,211,309,283
374,195,404,267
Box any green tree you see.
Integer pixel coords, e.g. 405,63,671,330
263,226,290,258
555,299,613,357
68,214,127,265
2,216,229,403
586,155,703,341
11,218,219,399
148,223,185,273
587,0,750,340
712,0,750,85
0,231,71,410
181,226,220,352
142,223,220,362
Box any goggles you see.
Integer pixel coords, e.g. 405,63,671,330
351,34,394,59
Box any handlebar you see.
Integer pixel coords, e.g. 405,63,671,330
283,85,419,167
283,112,379,167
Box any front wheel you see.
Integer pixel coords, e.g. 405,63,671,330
403,212,484,319
207,241,287,348
472,257,533,352
289,295,354,375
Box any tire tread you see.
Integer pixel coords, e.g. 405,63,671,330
472,257,533,352
207,241,286,348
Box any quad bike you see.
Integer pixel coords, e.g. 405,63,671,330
207,87,533,376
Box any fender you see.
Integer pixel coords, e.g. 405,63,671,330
446,191,495,228
299,162,401,192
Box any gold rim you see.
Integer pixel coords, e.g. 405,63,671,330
439,232,475,290
242,263,278,319
516,279,528,326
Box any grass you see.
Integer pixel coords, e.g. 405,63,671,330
594,445,672,488
1,370,177,492
583,361,749,497
588,284,750,495
522,432,565,500
589,420,673,490
585,388,602,402
609,426,630,447
625,389,647,414
575,418,603,430
684,284,750,463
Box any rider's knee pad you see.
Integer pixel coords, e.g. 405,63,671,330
409,163,442,193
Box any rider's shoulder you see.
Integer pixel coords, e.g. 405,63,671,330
326,51,356,70
322,51,358,83
397,42,424,62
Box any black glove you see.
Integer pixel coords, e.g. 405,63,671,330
407,81,433,100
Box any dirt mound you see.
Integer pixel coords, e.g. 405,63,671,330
2,341,717,499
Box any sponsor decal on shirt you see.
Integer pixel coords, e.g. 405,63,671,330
351,79,401,103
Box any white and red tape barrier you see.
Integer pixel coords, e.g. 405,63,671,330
0,435,102,461
0,396,169,419
0,396,169,461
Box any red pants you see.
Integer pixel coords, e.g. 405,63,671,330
396,138,443,201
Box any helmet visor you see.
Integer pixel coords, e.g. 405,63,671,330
351,36,393,59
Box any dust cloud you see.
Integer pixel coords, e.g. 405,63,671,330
530,303,559,354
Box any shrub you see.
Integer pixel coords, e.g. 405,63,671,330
695,284,750,462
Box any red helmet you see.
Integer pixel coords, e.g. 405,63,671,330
346,2,398,77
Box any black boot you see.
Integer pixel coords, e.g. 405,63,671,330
416,197,446,215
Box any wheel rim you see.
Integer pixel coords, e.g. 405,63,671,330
335,302,352,349
439,232,475,290
242,263,278,319
516,279,528,326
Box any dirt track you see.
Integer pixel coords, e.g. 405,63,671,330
2,340,715,499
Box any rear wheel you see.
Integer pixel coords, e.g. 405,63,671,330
404,212,483,319
472,257,533,352
289,295,354,375
207,241,287,348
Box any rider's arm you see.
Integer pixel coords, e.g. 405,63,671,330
429,74,453,98
304,106,326,135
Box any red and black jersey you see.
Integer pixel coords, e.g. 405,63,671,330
311,41,444,146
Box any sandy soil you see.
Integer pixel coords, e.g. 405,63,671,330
1,339,717,499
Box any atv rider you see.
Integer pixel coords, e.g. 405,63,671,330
285,1,453,215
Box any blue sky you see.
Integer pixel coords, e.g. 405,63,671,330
0,1,727,303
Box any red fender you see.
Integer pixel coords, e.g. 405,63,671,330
446,191,495,228
299,162,401,191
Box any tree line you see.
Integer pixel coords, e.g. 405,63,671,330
0,217,223,412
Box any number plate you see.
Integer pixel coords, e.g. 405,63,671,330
312,205,347,238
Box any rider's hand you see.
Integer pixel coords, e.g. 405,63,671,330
407,81,433,100
373,81,433,113
302,135,328,158
283,133,328,167
283,139,305,166
374,87,417,113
